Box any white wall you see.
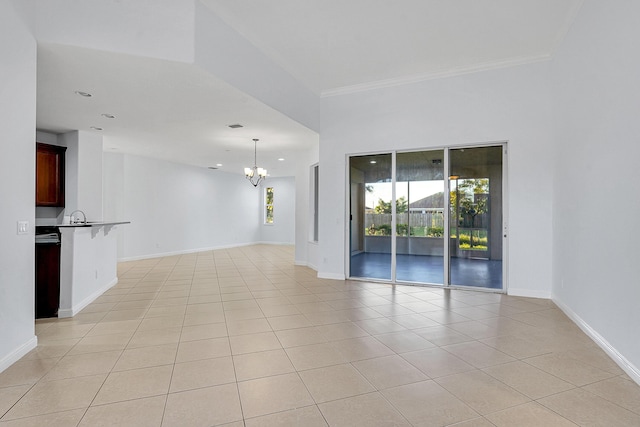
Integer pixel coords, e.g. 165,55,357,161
318,61,555,296
0,0,38,371
551,0,640,379
103,153,264,260
294,146,320,268
61,130,104,221
35,130,57,145
103,151,125,256
33,0,194,63
259,177,295,245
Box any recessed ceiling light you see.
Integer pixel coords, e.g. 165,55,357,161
216,163,223,167
101,113,116,119
370,160,377,164
90,126,103,131
228,124,243,129
75,91,92,97
278,158,285,161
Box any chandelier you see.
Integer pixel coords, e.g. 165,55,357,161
244,138,267,187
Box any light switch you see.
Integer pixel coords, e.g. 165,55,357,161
17,221,29,235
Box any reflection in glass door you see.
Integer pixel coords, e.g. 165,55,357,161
449,146,503,289
395,151,445,285
349,154,392,280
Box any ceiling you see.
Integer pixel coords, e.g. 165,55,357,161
202,0,583,95
35,1,582,176
36,44,318,177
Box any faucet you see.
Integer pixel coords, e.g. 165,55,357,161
69,210,87,225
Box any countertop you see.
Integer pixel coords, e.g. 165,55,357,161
57,221,130,228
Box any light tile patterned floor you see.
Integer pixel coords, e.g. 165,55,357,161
1,245,639,426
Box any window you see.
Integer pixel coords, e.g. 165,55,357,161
265,187,274,224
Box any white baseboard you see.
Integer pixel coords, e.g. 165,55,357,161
294,260,318,271
119,242,295,262
507,288,551,299
118,242,260,262
255,241,295,246
58,277,118,318
317,272,346,281
0,336,37,374
553,298,640,386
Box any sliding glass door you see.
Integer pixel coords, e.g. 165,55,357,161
449,146,503,289
395,150,445,285
349,154,392,280
348,144,505,290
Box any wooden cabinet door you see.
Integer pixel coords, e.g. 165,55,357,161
36,143,66,207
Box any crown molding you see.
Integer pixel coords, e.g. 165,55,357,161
321,54,553,98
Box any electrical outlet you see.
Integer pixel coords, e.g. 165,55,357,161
17,221,29,235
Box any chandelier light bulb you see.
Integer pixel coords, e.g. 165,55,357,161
244,139,267,187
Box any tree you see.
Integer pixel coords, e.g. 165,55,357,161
451,179,488,220
374,196,407,214
451,178,489,248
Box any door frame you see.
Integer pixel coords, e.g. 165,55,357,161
345,141,509,293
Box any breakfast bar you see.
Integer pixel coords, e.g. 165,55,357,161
57,221,129,318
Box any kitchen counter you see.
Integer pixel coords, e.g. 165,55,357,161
58,221,130,228
57,221,129,317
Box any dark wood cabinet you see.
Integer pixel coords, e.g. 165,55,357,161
35,243,61,318
36,143,66,207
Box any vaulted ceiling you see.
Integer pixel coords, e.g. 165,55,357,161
202,0,582,96
35,0,582,176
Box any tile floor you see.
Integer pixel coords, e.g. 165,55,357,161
1,245,639,426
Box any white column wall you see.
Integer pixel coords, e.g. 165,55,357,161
318,61,555,297
294,146,320,268
551,0,640,379
61,130,104,221
0,0,38,372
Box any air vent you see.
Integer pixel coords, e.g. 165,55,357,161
228,124,243,129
